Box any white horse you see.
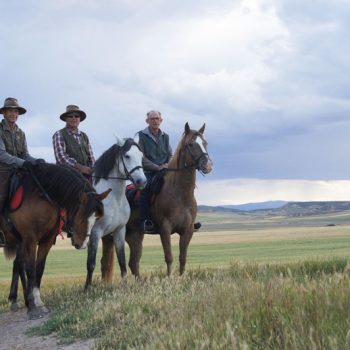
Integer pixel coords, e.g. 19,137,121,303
85,136,147,289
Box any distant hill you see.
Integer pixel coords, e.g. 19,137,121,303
220,201,288,211
198,201,350,216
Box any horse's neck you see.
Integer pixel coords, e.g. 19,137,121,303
165,157,196,195
103,167,126,197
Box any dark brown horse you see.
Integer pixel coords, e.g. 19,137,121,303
100,123,212,280
1,163,110,319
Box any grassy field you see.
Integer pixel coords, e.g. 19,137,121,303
2,216,350,349
1,225,350,280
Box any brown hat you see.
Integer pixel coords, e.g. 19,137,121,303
60,105,86,121
0,97,27,115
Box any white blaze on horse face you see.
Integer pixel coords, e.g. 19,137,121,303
198,135,207,154
33,287,44,307
81,214,95,249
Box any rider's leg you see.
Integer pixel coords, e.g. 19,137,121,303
139,174,155,232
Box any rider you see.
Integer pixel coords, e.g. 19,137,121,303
0,97,45,246
52,105,95,180
138,110,172,232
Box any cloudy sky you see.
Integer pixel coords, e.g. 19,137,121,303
1,0,350,205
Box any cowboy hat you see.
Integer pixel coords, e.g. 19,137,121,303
60,105,86,121
0,97,26,115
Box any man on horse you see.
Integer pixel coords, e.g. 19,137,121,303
0,97,45,246
137,110,172,233
52,105,95,180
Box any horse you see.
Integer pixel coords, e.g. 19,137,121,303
84,136,147,289
1,163,110,319
100,122,213,279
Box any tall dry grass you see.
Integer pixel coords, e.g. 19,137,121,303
19,257,350,349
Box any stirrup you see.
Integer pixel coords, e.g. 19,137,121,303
142,219,155,233
0,230,6,247
194,222,201,231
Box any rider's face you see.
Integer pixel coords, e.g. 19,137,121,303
146,112,162,134
3,108,19,126
65,114,81,129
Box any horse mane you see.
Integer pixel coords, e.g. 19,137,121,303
93,138,139,185
24,163,94,215
168,130,192,170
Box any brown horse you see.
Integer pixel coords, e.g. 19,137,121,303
100,123,212,280
1,163,110,319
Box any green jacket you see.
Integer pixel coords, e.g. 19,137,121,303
0,119,33,170
138,127,172,173
59,128,90,166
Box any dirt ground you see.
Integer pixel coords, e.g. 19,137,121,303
0,309,94,350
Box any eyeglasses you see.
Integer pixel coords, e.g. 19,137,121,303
67,114,80,119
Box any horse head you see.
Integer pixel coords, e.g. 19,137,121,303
70,188,111,249
182,122,213,174
115,136,147,190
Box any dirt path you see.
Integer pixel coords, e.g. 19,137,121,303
0,310,94,350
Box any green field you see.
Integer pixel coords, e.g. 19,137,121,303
1,224,350,280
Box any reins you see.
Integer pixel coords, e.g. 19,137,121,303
26,166,55,206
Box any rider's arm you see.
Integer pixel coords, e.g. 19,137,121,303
0,136,25,167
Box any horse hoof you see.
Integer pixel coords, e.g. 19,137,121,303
28,306,49,320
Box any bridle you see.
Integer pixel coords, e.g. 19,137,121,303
167,132,210,175
92,139,143,182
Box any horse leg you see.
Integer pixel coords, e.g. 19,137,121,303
101,234,115,283
8,247,21,311
125,230,144,278
113,227,127,279
32,239,55,315
85,228,101,290
21,242,44,320
160,232,173,277
179,229,194,275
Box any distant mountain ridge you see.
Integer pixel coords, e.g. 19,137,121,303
198,201,350,216
220,200,288,211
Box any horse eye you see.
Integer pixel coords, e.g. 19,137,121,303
124,154,130,159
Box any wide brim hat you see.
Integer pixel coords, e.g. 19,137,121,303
0,97,26,115
60,104,86,121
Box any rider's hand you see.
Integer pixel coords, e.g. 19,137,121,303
76,163,93,175
22,160,35,170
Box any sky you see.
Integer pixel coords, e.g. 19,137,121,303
1,0,350,205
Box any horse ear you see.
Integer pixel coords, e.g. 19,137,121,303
114,134,124,146
134,133,140,144
198,123,205,134
98,188,112,201
184,122,190,135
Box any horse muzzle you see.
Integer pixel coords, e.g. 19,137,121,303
199,157,213,174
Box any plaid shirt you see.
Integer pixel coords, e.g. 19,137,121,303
52,128,95,168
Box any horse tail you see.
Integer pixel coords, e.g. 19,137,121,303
3,246,16,260
101,235,115,283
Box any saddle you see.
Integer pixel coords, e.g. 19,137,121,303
126,170,166,208
7,172,25,211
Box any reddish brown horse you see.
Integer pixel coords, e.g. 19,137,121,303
1,163,110,319
100,123,212,280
